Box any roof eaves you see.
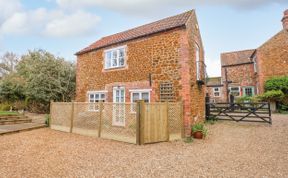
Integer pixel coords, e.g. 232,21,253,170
75,25,186,56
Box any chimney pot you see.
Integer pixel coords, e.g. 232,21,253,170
282,9,288,30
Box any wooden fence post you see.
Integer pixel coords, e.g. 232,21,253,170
180,101,185,138
166,102,170,141
98,101,103,137
205,94,210,120
136,100,145,145
136,101,141,145
49,100,54,127
70,101,75,133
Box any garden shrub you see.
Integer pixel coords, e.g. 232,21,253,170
0,103,11,111
265,76,288,94
258,90,285,102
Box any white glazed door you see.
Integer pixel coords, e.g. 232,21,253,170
113,87,125,126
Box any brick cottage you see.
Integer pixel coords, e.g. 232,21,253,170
75,10,206,135
207,9,288,102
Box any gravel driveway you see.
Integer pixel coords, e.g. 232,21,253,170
0,114,287,178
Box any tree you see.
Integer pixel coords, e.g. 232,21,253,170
0,52,19,77
0,74,25,102
17,49,76,105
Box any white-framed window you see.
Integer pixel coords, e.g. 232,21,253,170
213,87,221,97
104,46,126,69
195,43,200,81
243,87,255,97
229,86,240,97
130,89,151,113
87,91,107,111
113,87,125,126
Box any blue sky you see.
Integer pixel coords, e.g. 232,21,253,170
0,0,287,77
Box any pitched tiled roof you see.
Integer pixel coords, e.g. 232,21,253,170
221,49,255,66
76,10,194,55
207,77,222,86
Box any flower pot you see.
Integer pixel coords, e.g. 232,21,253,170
193,131,203,139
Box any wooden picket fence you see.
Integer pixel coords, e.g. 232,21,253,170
50,101,184,145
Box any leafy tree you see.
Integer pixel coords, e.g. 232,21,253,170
0,74,25,102
17,49,76,106
0,52,19,77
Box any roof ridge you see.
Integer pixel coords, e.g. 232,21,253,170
101,10,194,39
76,10,194,55
221,49,255,55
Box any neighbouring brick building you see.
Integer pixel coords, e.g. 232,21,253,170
76,10,206,135
207,9,288,102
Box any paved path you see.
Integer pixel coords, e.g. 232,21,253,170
0,123,46,135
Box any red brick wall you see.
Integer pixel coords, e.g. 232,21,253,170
185,11,206,129
256,30,288,93
76,12,205,136
221,63,257,101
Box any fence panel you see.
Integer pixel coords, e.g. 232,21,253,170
50,102,72,132
168,102,183,141
50,101,183,144
101,103,137,144
72,102,100,137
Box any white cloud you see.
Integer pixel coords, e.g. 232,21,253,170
0,0,101,38
43,11,100,37
56,0,288,16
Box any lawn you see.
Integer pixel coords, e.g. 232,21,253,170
0,111,19,116
0,114,287,177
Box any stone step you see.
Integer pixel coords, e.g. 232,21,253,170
0,115,28,121
0,118,32,125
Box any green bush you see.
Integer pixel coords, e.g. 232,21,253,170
258,90,285,102
265,76,288,93
0,103,11,111
236,96,260,103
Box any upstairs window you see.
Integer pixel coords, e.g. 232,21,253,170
229,87,240,97
213,87,221,97
104,46,126,69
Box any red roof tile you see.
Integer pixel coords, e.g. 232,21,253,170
221,49,255,66
76,10,194,55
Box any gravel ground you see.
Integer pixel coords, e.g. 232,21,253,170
0,114,287,178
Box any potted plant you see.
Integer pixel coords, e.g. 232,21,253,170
191,123,207,139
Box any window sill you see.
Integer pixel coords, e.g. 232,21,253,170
103,65,128,72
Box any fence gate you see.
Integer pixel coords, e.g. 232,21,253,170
138,102,169,144
206,101,272,124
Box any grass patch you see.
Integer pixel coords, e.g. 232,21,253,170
184,137,194,143
0,111,19,116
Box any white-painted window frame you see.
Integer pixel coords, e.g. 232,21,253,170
129,89,151,113
87,90,107,112
229,86,241,97
195,43,200,81
213,87,221,97
253,55,257,73
104,45,127,70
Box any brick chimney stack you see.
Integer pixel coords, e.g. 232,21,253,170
282,9,288,30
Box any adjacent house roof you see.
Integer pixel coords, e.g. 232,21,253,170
206,77,222,86
221,49,255,66
76,10,194,55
